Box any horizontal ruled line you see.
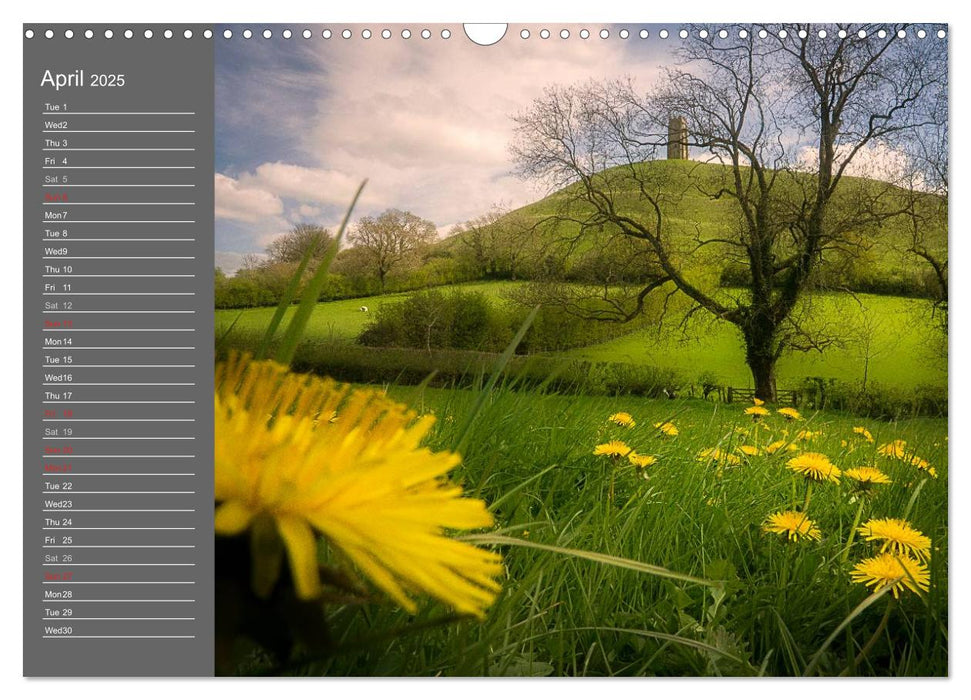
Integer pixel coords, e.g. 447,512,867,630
41,220,196,223
46,201,198,206
42,509,196,512
43,184,196,187
43,402,196,405
42,111,196,114
43,130,196,133
42,599,196,603
43,563,195,566
43,546,196,548
43,528,196,531
42,383,196,386
40,347,196,350
42,491,195,494
45,259,196,263
43,310,196,313
42,473,197,476
43,293,196,296
42,582,195,584
39,453,196,456
43,328,196,331
42,436,196,439
42,239,196,242
43,166,196,169
42,148,196,151
42,365,196,368
43,275,195,278
43,618,197,622
43,636,197,639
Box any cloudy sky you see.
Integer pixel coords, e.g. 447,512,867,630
214,24,676,273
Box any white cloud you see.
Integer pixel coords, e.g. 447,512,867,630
214,173,285,223
216,29,667,250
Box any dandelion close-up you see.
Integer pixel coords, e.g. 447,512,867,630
906,454,938,478
762,510,821,542
765,440,798,455
737,444,761,457
787,452,841,483
594,440,633,459
697,447,741,466
628,452,657,469
654,421,679,437
777,407,801,421
853,426,875,443
878,439,907,459
844,466,893,493
796,429,822,442
850,553,930,598
857,517,932,561
745,405,770,421
214,352,503,618
608,412,636,429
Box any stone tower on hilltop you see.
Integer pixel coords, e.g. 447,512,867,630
667,116,688,160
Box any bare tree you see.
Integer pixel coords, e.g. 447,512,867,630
265,223,332,266
348,209,437,291
511,23,943,400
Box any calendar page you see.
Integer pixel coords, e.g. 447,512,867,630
22,22,948,678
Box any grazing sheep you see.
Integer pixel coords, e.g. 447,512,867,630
360,306,369,313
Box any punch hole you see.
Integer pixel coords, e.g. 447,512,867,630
659,29,669,39
464,24,507,46
619,29,629,39
105,29,114,38
203,29,213,39
25,29,34,38
164,29,173,39
639,29,648,39
540,29,550,40
84,29,94,39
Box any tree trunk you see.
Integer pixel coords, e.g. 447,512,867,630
742,315,779,402
748,354,777,403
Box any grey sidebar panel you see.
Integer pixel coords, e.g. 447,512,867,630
23,25,214,676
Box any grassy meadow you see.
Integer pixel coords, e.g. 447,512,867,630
216,281,945,391
277,386,947,676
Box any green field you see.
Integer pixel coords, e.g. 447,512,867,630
216,282,945,391
264,383,948,676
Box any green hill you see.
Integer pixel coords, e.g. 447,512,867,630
438,159,946,297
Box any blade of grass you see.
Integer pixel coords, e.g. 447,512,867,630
459,533,717,588
215,310,245,354
802,585,892,676
274,181,366,366
453,305,539,453
254,233,326,360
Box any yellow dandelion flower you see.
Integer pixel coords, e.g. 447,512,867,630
745,405,770,420
857,518,932,561
628,452,657,469
905,454,938,478
850,553,930,598
607,412,636,429
853,426,875,443
877,440,907,459
654,421,679,437
765,440,798,455
753,398,765,406
796,429,822,441
213,352,502,618
593,440,632,458
762,510,821,542
737,444,761,457
786,452,841,483
697,448,742,466
777,407,801,421
844,467,893,487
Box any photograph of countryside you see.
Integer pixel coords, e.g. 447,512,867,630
212,24,948,676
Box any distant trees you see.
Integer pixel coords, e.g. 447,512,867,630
349,209,437,290
450,204,529,280
265,223,333,266
512,23,945,400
